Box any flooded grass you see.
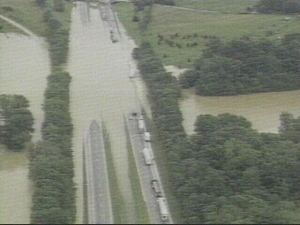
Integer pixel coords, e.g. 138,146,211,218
102,123,127,224
124,118,150,224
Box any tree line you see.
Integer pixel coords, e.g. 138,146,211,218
0,95,34,151
180,34,300,96
29,1,76,223
178,112,300,224
134,42,300,224
254,0,300,14
133,42,191,221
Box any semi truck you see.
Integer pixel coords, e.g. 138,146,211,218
138,118,145,133
144,131,151,142
142,147,152,165
151,180,162,197
157,197,169,222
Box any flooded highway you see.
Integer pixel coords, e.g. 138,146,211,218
68,2,147,223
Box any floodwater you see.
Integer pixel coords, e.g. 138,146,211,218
179,88,300,135
68,2,148,223
0,33,51,223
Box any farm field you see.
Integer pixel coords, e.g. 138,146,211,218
115,1,300,68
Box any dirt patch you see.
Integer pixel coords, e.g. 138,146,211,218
164,65,189,79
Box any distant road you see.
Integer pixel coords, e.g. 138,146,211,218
0,14,36,37
156,4,220,13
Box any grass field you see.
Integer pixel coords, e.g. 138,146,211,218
0,0,72,36
115,1,300,68
176,0,259,13
0,18,26,34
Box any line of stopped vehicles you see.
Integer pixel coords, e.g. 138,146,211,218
129,111,170,223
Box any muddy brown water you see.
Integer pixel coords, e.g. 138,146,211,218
68,2,150,223
164,66,300,135
0,33,50,224
179,88,300,135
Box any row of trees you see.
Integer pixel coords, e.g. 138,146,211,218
43,1,69,67
180,34,300,96
254,0,300,14
29,2,76,224
29,72,75,224
0,95,34,151
134,42,191,221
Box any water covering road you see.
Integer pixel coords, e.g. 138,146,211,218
84,120,113,224
68,1,147,223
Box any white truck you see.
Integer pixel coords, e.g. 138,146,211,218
157,197,169,222
138,118,145,133
144,131,151,142
142,147,152,165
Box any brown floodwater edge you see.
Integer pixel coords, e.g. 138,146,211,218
180,88,300,135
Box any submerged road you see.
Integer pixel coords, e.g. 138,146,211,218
84,120,113,224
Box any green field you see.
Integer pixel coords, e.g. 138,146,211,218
115,1,300,68
0,18,26,34
0,0,72,36
176,0,258,13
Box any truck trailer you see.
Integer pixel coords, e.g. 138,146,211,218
144,132,151,142
142,147,152,165
157,197,169,222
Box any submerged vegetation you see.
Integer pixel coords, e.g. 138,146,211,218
28,1,76,224
0,95,34,151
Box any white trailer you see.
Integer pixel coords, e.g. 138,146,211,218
157,197,169,222
138,118,145,133
144,132,151,142
142,147,152,165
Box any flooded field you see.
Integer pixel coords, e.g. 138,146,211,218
68,2,149,223
180,88,300,135
0,33,50,224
